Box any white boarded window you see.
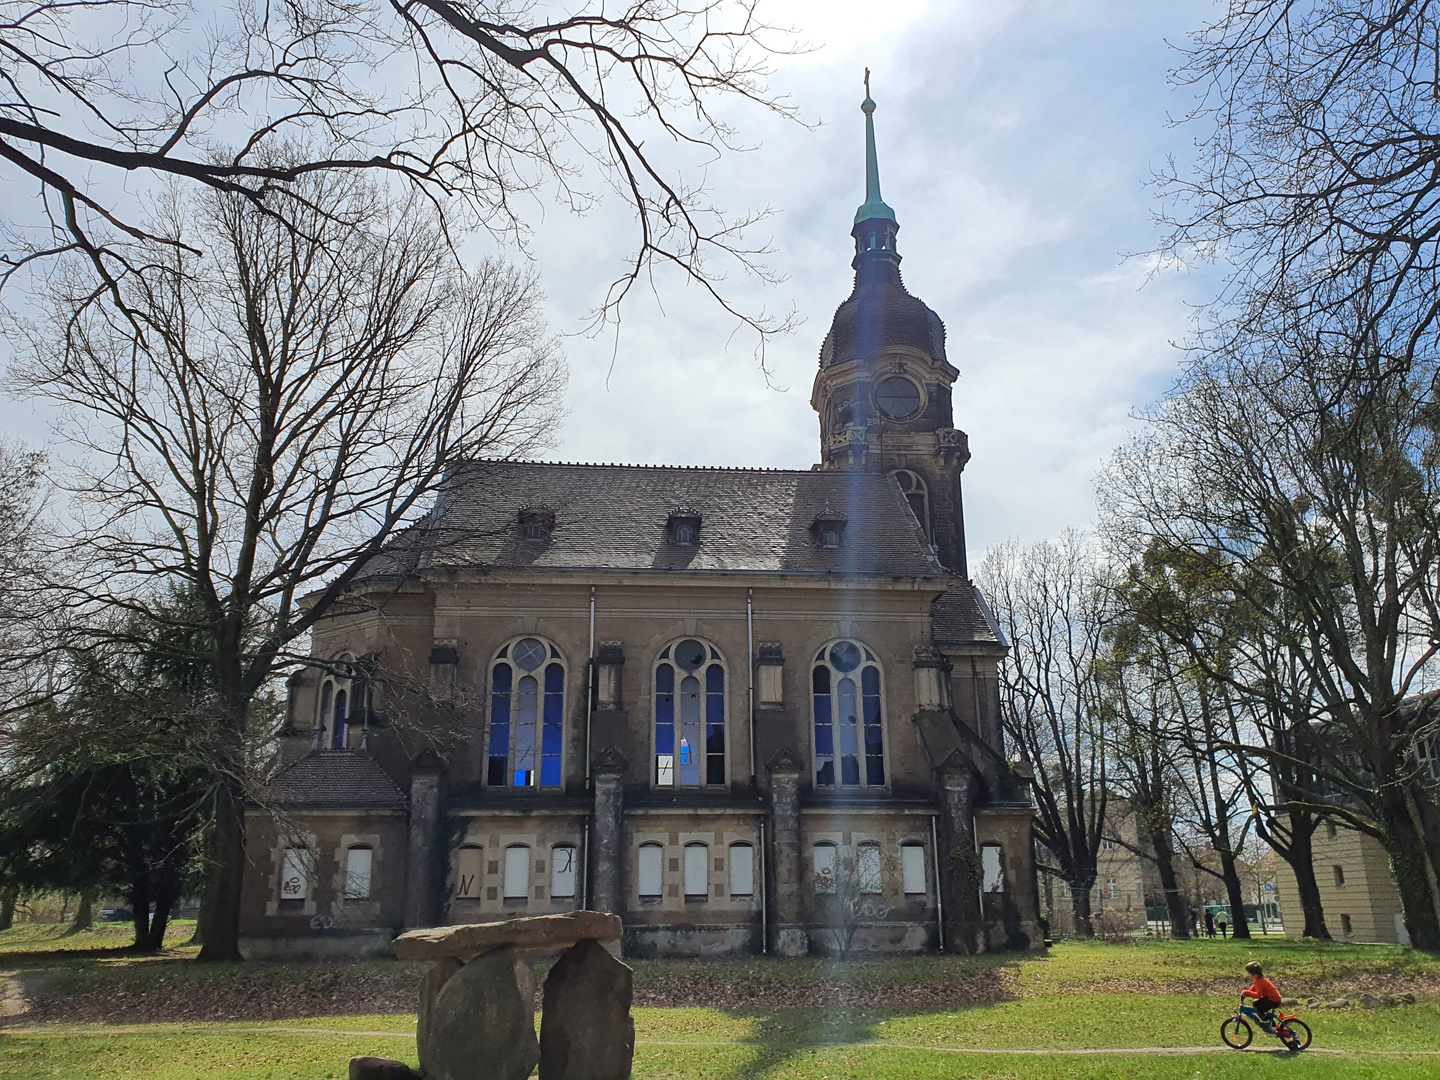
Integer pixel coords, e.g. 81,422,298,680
280,847,310,901
504,845,531,899
638,843,663,898
455,845,483,898
684,843,709,898
857,843,882,894
813,842,837,893
344,846,373,900
551,844,577,899
728,843,754,897
901,844,926,895
981,844,1004,893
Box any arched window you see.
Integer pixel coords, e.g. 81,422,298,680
857,842,882,895
503,845,531,899
279,846,311,903
455,845,484,899
812,640,885,788
728,843,755,898
314,655,360,751
981,844,1005,893
654,639,725,788
332,688,348,751
550,844,577,901
900,843,927,896
344,846,373,900
488,638,565,788
637,843,664,900
683,842,709,899
812,842,837,894
890,470,929,538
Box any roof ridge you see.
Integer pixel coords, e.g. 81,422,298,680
459,458,837,475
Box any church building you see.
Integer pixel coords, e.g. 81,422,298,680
239,88,1044,959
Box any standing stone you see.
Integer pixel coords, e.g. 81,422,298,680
539,939,634,1080
418,946,539,1080
417,955,462,1059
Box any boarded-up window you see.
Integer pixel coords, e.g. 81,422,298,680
728,843,754,897
857,843,882,894
344,847,373,900
813,842,837,893
901,844,926,895
551,845,577,899
638,843,663,898
683,843,709,898
456,846,484,898
503,845,531,899
280,847,310,901
981,845,1004,893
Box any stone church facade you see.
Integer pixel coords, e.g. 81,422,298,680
239,90,1044,960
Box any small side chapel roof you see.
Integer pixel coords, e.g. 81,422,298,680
930,578,1006,649
262,750,409,810
373,461,945,578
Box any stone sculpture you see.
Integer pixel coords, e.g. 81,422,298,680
369,910,629,1080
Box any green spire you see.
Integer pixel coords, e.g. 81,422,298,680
854,68,897,226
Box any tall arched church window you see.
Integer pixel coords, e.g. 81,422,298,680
654,639,726,788
488,638,565,788
812,640,885,788
314,655,358,751
890,470,929,538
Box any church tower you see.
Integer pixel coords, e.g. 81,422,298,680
811,77,971,576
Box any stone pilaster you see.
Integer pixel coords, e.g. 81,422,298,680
404,750,446,929
937,760,985,953
766,748,808,956
589,746,627,920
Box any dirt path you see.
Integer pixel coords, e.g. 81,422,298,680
3,1025,1440,1058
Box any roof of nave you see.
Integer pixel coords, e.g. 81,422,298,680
262,750,409,810
366,460,946,578
931,578,1005,649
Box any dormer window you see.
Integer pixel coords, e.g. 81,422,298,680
518,506,555,542
811,503,847,548
667,505,702,545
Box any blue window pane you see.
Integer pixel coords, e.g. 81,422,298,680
655,663,675,785
488,664,512,785
838,677,859,786
679,674,702,786
513,674,538,787
705,663,725,785
541,663,564,787
813,684,833,785
332,689,348,750
862,666,880,696
862,665,883,785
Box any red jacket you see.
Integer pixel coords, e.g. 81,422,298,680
1244,976,1282,1010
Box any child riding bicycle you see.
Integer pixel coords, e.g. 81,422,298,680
1240,960,1283,1034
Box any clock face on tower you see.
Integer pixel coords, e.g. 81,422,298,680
874,376,921,420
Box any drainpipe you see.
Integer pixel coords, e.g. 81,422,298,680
931,813,945,952
759,816,768,954
747,589,756,784
581,820,590,909
585,586,596,783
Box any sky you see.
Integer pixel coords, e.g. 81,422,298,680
1,0,1224,565
524,0,1222,564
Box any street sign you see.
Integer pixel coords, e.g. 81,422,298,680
1263,882,1274,892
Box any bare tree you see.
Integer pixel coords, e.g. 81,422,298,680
1,0,796,350
813,846,895,959
7,172,567,960
977,531,1112,938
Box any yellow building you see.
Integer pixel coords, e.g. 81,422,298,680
1277,821,1406,944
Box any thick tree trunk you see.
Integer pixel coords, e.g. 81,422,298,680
129,876,151,951
1218,854,1251,939
0,886,16,931
69,887,95,933
145,885,179,952
1379,786,1440,950
1281,819,1331,939
1069,876,1095,938
1146,821,1190,939
197,777,246,962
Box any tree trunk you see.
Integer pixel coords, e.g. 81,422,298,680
0,886,16,931
197,776,246,962
68,887,95,933
145,885,179,952
1379,786,1440,950
1069,876,1095,938
1146,820,1190,939
129,876,151,952
1280,812,1330,939
1218,853,1251,939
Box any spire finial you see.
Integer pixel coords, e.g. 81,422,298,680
854,69,896,226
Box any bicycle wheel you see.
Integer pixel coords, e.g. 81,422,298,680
1277,1019,1311,1052
1221,1016,1253,1049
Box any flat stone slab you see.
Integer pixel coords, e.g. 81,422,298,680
394,911,623,961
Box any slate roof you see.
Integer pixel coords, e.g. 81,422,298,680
374,462,946,579
820,271,947,368
264,751,408,809
931,578,1006,649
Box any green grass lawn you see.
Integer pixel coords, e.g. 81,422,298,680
2,933,1439,1078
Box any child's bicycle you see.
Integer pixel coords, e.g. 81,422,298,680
1221,994,1312,1052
